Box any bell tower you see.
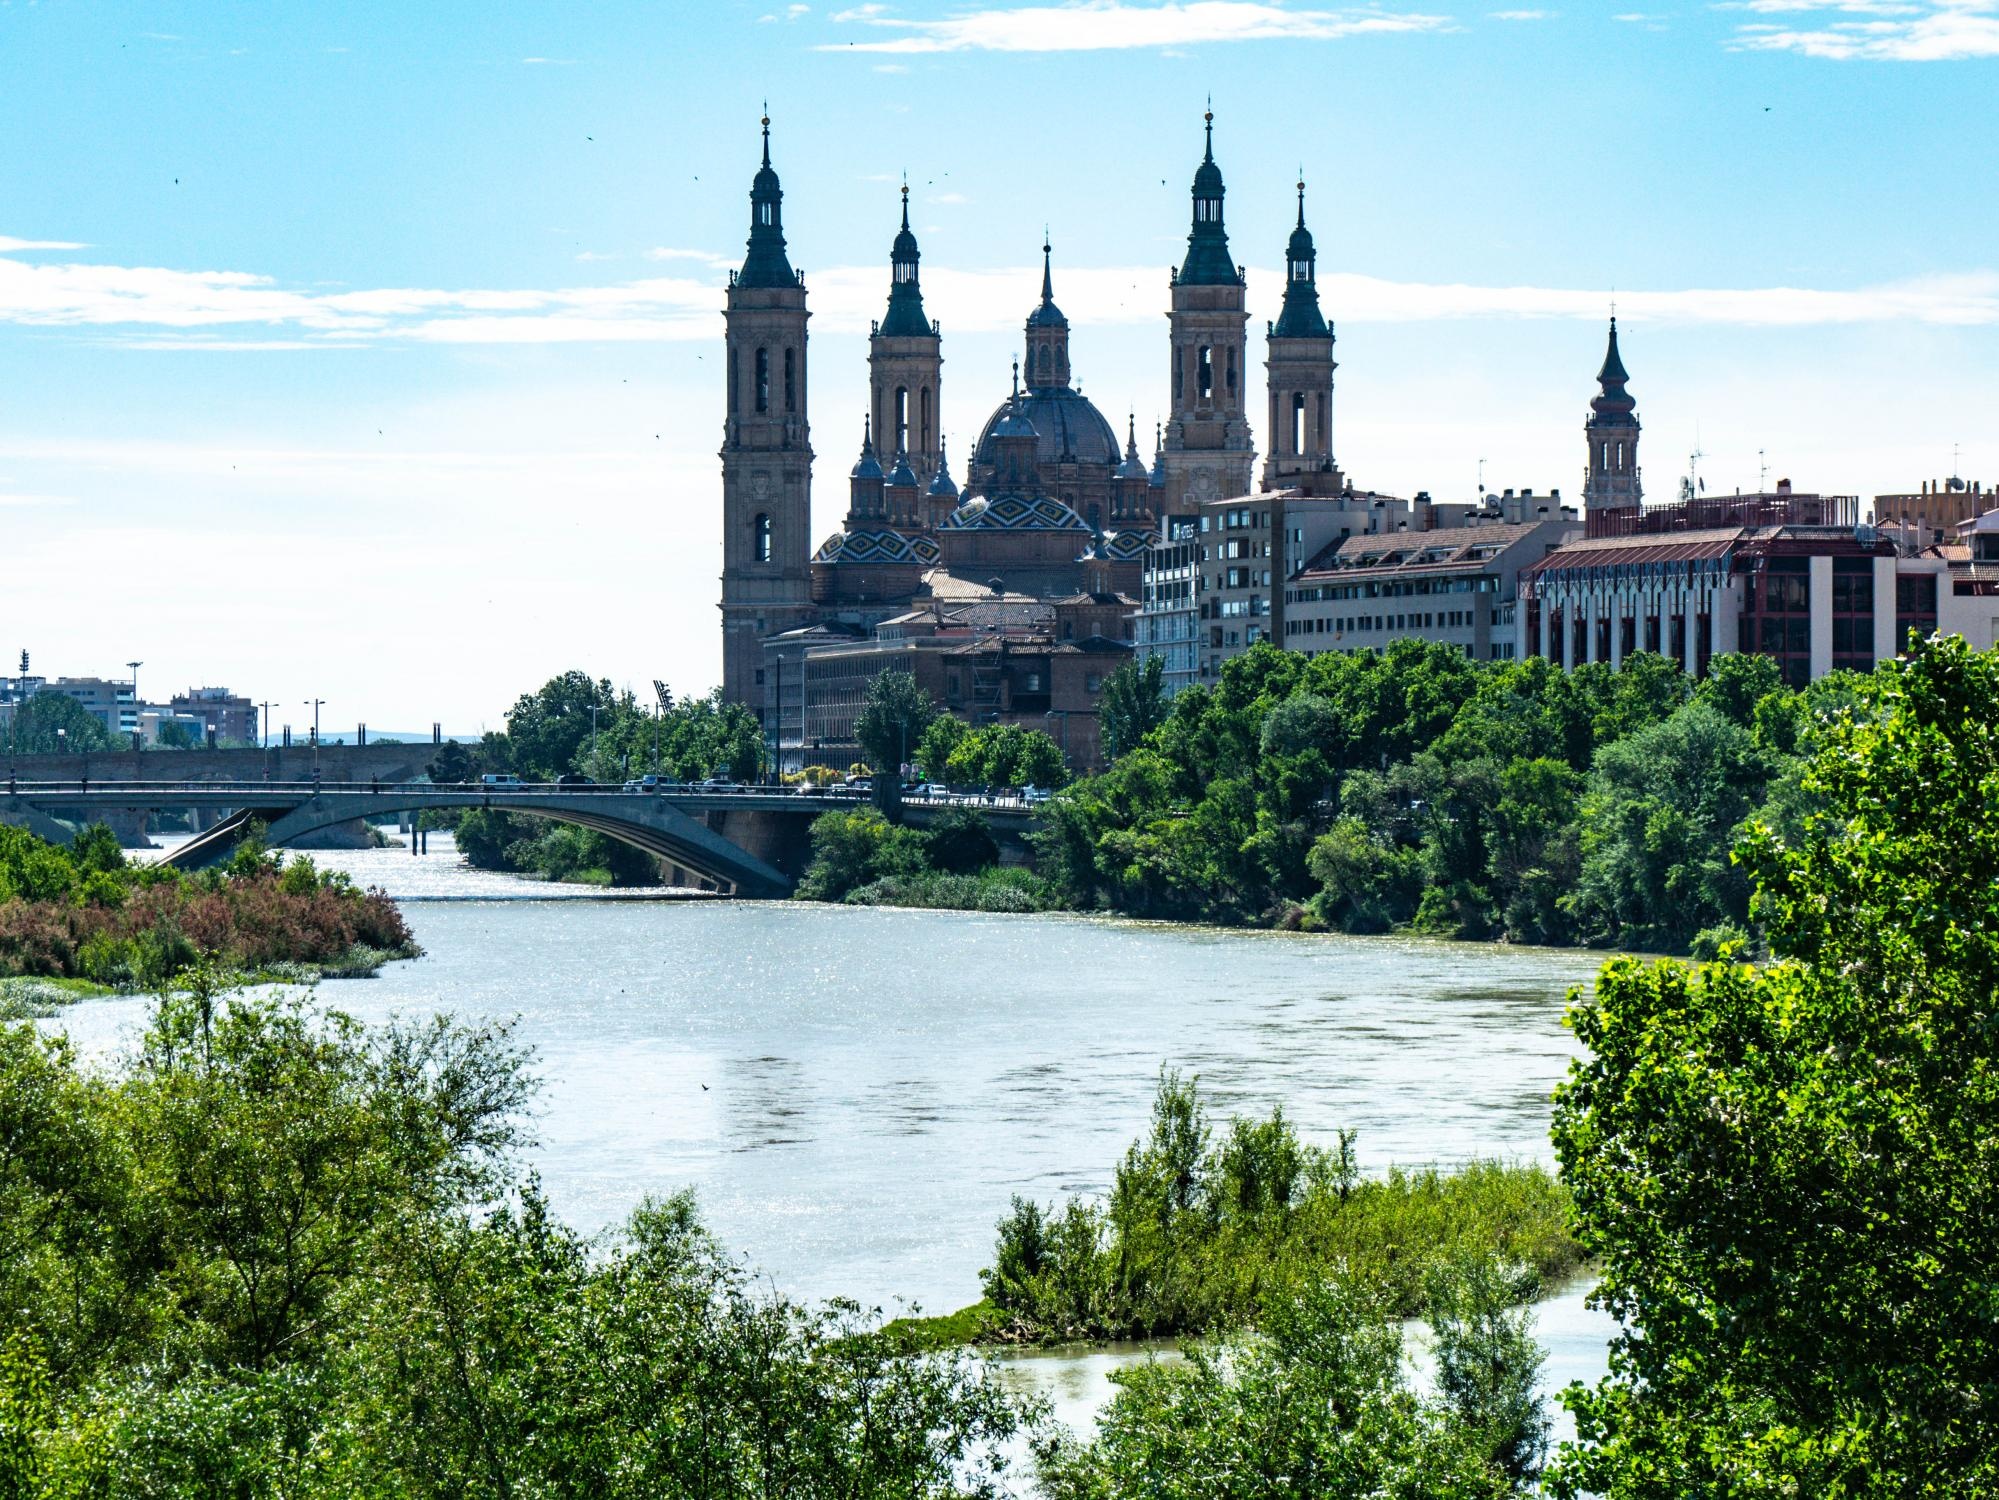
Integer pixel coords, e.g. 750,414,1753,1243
1160,107,1254,513
869,184,944,488
1583,316,1642,517
1263,178,1340,493
720,113,815,706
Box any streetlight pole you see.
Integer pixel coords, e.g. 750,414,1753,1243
126,660,143,742
259,702,272,751
305,699,324,785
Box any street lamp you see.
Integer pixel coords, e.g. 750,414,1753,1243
126,661,143,741
304,699,324,785
259,702,272,751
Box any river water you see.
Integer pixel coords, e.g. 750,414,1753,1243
66,835,1621,1445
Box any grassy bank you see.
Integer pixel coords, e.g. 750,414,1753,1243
892,1071,1580,1350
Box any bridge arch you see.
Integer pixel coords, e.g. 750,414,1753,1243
164,791,794,898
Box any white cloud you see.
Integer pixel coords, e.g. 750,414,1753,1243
644,246,732,266
574,249,619,262
4,237,1996,347
820,1,1451,53
928,190,971,204
0,236,87,253
1725,1,1999,58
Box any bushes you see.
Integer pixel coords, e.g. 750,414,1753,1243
0,990,1030,1496
978,1071,1579,1343
797,806,1058,913
0,827,416,986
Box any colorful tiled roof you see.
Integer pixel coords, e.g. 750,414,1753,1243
941,491,1091,533
813,528,942,565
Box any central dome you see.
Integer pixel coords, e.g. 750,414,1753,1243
972,386,1120,473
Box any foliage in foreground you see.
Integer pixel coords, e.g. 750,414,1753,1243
1547,633,1999,1496
0,825,414,985
0,986,1030,1498
980,1071,1579,1343
1038,1266,1548,1499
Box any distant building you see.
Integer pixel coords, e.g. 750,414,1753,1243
765,594,1133,773
1870,476,1990,538
1285,518,1580,664
167,687,259,745
41,676,138,735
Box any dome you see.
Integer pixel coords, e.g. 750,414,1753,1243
973,387,1120,472
814,528,941,566
941,491,1091,533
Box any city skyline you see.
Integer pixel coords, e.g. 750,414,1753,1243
3,2,1995,727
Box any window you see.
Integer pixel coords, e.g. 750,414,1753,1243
754,513,772,563
784,348,796,413
729,348,739,413
894,386,908,451
1291,393,1305,454
920,387,931,454
1197,345,1213,401
759,202,773,226
755,348,770,413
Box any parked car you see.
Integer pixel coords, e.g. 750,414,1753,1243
479,773,522,787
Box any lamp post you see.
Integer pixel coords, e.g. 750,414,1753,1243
126,661,143,741
259,702,272,751
305,699,324,786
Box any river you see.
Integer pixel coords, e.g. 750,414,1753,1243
64,834,1622,1445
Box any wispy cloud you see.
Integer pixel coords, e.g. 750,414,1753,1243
0,236,88,253
4,237,1996,346
644,246,732,267
0,490,76,507
1725,1,1999,59
1488,8,1551,17
820,1,1450,53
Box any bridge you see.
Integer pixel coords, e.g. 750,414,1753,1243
0,780,1037,899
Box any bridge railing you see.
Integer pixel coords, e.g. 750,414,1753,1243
1,779,1043,811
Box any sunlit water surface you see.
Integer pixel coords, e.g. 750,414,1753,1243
66,835,1619,1451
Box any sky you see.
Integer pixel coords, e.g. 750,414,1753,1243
2,0,1995,734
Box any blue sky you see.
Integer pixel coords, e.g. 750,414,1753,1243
2,1,1995,730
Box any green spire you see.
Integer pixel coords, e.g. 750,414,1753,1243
879,182,933,336
737,111,797,289
1177,105,1240,287
1271,177,1329,339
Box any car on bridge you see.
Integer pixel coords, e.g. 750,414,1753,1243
480,773,522,788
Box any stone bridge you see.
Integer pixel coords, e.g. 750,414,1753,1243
0,781,1038,899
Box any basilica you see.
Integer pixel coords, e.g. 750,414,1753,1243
716,109,1342,724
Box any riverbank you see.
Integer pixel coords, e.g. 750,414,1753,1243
0,824,418,990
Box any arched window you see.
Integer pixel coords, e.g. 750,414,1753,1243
894,387,909,451
728,348,739,414
754,513,772,563
920,387,931,453
1197,345,1213,401
755,348,770,413
758,202,774,227
1291,393,1306,455
784,348,796,413
1226,349,1237,394
1173,354,1184,401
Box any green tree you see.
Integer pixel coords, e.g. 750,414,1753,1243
914,713,968,781
7,692,116,755
1099,655,1167,762
502,670,619,780
854,670,936,778
1550,635,1999,1497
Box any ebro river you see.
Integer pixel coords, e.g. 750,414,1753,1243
58,836,1620,1443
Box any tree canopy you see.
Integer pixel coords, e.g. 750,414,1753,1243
1549,634,1999,1496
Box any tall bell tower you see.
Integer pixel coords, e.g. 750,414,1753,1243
1583,317,1642,517
1160,108,1254,513
719,114,815,706
868,185,944,489
1263,179,1340,493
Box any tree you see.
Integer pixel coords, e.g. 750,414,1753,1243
854,670,936,778
1550,635,1999,1497
1099,656,1166,762
502,671,619,780
914,714,968,782
7,692,116,755
154,719,203,750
